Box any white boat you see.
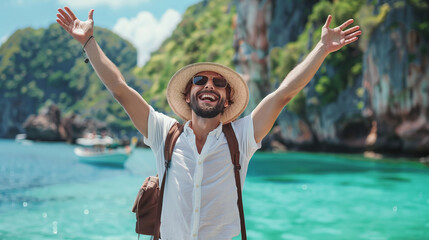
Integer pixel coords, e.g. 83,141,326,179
74,136,138,167
76,135,114,146
15,133,33,145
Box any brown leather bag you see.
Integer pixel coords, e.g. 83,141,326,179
132,122,247,240
131,175,159,235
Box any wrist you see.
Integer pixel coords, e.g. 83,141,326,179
316,40,330,57
82,36,94,63
82,36,94,50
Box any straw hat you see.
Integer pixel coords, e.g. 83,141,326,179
166,62,249,123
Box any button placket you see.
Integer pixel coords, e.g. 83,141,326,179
188,129,219,239
191,151,205,239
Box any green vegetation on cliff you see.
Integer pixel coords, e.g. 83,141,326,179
270,0,365,110
0,0,235,137
0,24,140,134
134,0,236,113
269,0,428,115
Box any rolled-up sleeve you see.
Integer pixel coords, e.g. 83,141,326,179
232,115,261,161
143,107,177,153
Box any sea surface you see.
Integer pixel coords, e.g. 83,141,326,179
1,139,429,240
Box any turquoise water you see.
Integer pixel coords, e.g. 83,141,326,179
1,139,428,240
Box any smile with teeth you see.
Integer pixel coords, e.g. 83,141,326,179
198,93,219,102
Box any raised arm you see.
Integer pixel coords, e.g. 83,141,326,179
56,7,150,137
251,15,361,143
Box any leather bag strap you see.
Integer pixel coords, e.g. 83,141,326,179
153,122,184,240
222,123,247,240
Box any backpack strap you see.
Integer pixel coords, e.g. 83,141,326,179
222,123,247,240
164,122,184,165
153,122,184,240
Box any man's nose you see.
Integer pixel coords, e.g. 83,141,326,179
204,78,215,89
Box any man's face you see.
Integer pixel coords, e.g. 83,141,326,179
186,71,229,119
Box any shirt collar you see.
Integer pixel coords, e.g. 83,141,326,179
184,121,223,140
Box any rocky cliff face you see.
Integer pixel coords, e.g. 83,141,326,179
0,95,39,138
234,0,429,155
362,2,429,154
23,104,109,143
234,0,317,114
233,0,272,114
23,104,65,141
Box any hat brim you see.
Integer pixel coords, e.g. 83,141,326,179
166,62,249,123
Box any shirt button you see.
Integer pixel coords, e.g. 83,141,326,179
193,233,196,237
196,184,200,188
195,208,199,213
198,161,202,165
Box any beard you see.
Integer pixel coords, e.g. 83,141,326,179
190,92,226,118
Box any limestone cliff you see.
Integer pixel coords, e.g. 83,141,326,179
234,0,429,155
234,0,317,114
362,1,429,154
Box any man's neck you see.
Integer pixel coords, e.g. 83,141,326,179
190,113,222,153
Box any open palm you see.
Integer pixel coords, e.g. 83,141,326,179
321,15,361,53
56,7,94,45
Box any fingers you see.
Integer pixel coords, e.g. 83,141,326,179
56,19,67,30
324,15,332,28
343,25,360,35
58,8,73,24
88,9,94,21
345,30,362,40
56,13,67,25
64,6,77,20
344,37,359,45
338,19,354,30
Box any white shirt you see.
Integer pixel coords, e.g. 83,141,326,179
144,107,260,240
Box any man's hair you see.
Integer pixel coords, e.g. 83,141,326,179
182,79,235,105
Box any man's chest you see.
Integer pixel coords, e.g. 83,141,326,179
169,135,234,182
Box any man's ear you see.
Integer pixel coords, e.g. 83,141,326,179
224,99,229,108
185,94,190,103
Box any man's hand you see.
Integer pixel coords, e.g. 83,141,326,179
56,7,94,46
321,15,361,53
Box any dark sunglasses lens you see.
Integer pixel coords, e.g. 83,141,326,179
213,78,227,88
193,76,208,85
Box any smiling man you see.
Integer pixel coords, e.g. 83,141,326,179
187,72,229,118
56,6,360,240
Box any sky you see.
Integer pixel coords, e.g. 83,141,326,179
1,0,201,66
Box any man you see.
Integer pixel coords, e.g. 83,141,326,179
56,6,361,240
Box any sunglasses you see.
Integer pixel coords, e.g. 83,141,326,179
192,75,228,88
